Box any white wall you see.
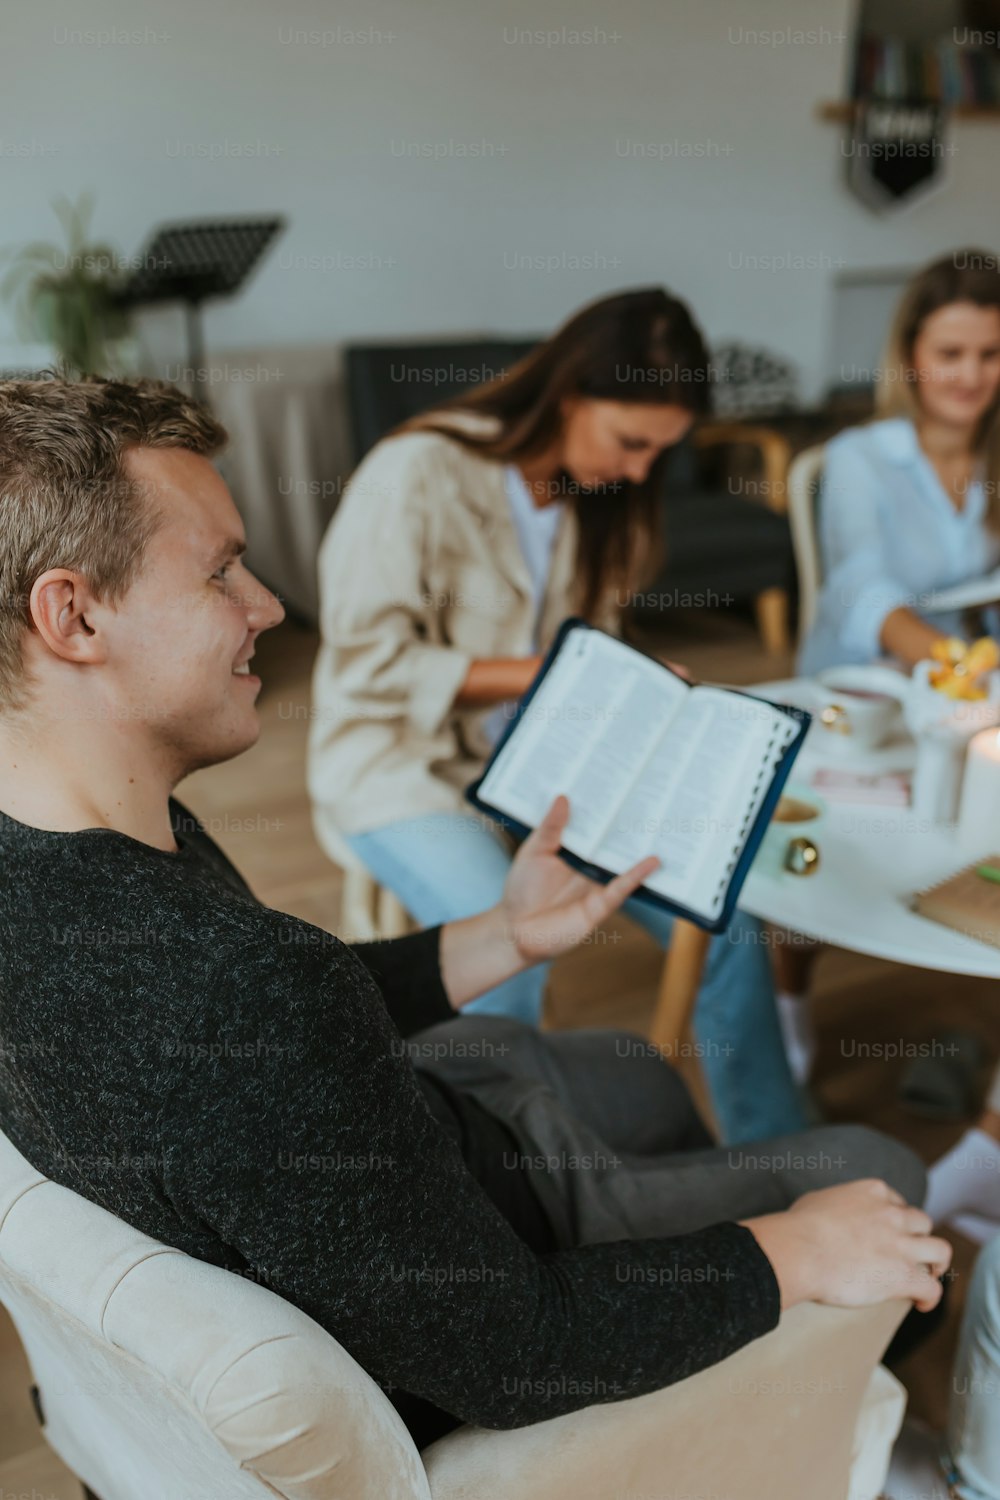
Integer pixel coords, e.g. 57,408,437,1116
4,0,999,399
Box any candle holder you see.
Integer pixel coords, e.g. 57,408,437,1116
905,664,1000,828
911,727,967,826
957,727,1000,855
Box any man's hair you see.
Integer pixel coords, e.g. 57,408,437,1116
0,375,227,710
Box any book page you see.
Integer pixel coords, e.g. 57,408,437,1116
592,687,797,918
475,626,688,857
923,568,1000,613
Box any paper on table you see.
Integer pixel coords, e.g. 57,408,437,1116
922,569,1000,614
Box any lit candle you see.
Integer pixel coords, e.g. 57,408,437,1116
957,728,1000,856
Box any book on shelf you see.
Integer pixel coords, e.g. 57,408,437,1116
851,32,1000,106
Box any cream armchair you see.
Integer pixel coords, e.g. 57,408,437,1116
0,1127,906,1500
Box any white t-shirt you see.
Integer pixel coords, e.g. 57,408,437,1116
482,466,564,747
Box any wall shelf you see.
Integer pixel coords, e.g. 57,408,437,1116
818,100,1000,121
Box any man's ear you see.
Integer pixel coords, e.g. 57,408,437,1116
28,569,109,666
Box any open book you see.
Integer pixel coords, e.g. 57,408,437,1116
923,568,1000,614
467,619,809,931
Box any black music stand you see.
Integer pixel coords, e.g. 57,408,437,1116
114,216,285,397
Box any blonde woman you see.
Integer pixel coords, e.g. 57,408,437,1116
801,250,1000,675
310,287,807,1144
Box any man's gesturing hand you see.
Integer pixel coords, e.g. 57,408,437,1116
500,794,660,963
743,1178,952,1313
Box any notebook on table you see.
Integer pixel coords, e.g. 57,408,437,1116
913,858,1000,950
466,617,810,933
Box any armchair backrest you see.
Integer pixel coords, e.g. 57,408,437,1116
344,338,538,462
0,1128,431,1500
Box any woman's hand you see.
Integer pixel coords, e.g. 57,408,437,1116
454,656,544,709
879,606,950,671
500,795,659,963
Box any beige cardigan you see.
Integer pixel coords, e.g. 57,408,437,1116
308,424,620,838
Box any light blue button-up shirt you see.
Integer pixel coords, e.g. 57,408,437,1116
799,418,1000,675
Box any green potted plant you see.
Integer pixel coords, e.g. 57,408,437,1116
1,193,135,377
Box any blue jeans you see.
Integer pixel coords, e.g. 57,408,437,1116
944,1234,1000,1500
346,811,806,1144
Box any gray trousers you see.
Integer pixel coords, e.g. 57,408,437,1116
409,1017,927,1250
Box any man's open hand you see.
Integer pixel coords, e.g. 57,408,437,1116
500,795,659,963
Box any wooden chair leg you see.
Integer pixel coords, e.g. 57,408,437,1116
649,919,717,1134
341,865,380,942
754,586,791,654
376,883,414,939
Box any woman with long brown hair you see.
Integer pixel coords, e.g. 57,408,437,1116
309,286,808,1143
801,250,1000,675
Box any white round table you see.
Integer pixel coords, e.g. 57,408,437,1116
738,678,1000,980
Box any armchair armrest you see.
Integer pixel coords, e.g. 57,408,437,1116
694,421,793,514
422,1300,908,1500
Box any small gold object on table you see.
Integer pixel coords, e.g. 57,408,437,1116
785,835,820,876
755,790,825,879
819,702,851,734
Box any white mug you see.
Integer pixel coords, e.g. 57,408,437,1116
753,785,826,879
807,665,909,753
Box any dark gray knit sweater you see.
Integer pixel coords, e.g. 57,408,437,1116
0,800,780,1433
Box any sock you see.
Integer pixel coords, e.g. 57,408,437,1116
924,1127,1000,1225
885,1418,952,1500
775,990,816,1086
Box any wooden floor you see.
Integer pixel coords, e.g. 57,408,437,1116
2,606,998,1490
